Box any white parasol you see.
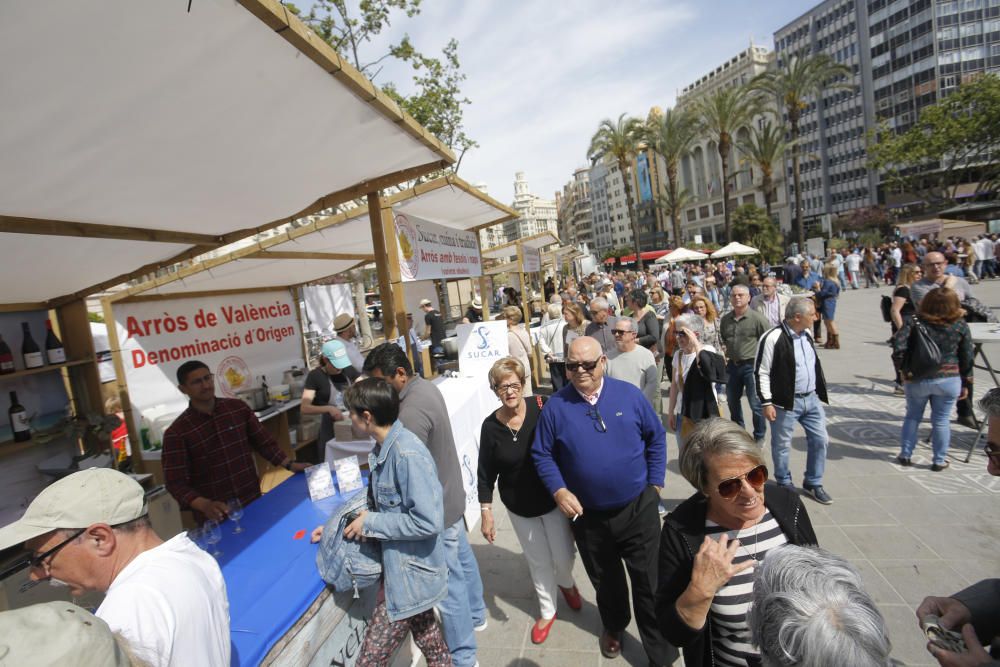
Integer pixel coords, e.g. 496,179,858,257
654,247,710,264
710,241,760,258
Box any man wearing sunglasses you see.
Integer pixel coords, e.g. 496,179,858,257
584,297,618,353
0,468,230,666
533,336,673,666
606,317,659,408
914,388,1000,667
755,297,834,505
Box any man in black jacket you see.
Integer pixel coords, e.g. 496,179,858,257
754,297,834,505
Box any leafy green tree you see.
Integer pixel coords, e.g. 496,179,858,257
645,107,698,245
731,203,783,264
589,115,646,269
736,119,788,220
290,1,476,168
695,87,764,242
868,74,1000,208
750,54,852,249
654,188,694,246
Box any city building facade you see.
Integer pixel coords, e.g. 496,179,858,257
508,172,558,241
555,167,594,250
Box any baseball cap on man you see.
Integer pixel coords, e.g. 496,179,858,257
333,313,355,333
321,339,352,369
0,602,132,667
0,468,146,551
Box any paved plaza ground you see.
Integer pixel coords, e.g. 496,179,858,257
462,278,1000,667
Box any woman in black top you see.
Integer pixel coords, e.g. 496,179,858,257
301,339,360,447
890,263,921,394
477,357,580,645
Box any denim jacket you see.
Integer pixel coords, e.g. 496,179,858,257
361,420,448,622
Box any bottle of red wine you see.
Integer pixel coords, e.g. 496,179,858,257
45,319,66,364
9,391,30,442
21,322,43,369
0,336,14,374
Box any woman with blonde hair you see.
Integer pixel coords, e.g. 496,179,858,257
892,288,974,470
685,296,724,355
503,305,533,395
890,263,922,394
561,301,589,350
477,357,580,644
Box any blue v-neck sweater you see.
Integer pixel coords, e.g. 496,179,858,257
532,376,666,510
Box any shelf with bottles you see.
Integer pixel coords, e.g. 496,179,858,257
0,358,93,382
0,317,81,379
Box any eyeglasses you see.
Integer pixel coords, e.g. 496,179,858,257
587,406,607,433
927,261,946,267
29,528,86,571
493,382,522,394
985,442,1000,462
674,331,688,338
566,359,601,372
589,310,604,317
612,329,634,337
716,464,768,500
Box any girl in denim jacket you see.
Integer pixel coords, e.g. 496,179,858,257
311,378,451,666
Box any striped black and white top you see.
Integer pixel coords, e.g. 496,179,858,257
705,511,788,667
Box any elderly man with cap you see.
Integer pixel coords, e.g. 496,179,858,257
462,297,484,324
0,468,230,666
0,602,136,667
301,339,359,447
332,312,365,373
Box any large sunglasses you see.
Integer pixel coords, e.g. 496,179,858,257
29,528,86,570
566,359,601,373
717,464,768,500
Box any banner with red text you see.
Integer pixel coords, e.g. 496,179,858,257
113,291,303,459
394,212,482,282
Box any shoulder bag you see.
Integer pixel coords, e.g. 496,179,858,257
901,317,942,381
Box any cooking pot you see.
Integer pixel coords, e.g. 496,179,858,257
236,387,269,411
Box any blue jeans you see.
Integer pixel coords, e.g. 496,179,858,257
440,519,486,667
726,362,766,441
900,376,961,465
769,392,829,488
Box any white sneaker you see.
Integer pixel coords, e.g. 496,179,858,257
474,619,488,632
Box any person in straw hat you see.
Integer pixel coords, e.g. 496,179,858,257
332,312,365,373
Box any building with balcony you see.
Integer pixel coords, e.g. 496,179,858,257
508,172,558,241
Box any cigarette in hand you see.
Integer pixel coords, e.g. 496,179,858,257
571,513,579,522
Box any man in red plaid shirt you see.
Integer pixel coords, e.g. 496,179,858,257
163,360,309,524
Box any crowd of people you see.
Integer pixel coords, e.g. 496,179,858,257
1,234,997,666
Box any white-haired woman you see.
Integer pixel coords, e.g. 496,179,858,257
477,357,580,645
666,313,727,445
656,418,818,667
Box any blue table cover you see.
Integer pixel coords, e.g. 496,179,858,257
216,473,367,666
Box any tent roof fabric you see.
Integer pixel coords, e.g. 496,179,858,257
481,232,561,260
655,247,709,263
710,242,760,258
118,175,515,298
0,0,455,305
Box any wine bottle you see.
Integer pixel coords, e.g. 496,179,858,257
0,336,14,374
9,391,30,442
21,322,43,369
44,319,66,364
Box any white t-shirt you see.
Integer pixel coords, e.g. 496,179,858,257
845,253,861,271
97,533,230,667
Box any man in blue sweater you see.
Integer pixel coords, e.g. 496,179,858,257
532,336,672,666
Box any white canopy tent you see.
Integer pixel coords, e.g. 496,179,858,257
711,242,760,258
0,0,454,308
480,231,561,261
654,247,710,264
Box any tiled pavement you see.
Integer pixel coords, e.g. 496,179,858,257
457,279,1000,666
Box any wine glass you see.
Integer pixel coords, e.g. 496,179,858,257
203,520,222,558
227,499,244,534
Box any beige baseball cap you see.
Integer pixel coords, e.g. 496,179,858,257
0,602,131,666
0,468,146,551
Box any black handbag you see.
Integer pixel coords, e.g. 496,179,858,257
901,317,942,381
961,296,998,323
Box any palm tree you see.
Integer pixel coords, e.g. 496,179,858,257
736,119,788,220
654,187,695,246
645,107,698,246
750,53,852,248
695,86,764,242
589,114,645,269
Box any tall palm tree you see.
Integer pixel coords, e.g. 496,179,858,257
645,107,698,246
736,119,788,220
750,53,852,248
695,86,764,242
589,114,645,270
654,187,695,246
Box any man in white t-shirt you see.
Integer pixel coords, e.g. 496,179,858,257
0,468,230,667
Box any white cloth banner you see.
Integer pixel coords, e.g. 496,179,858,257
114,291,303,459
395,212,482,282
302,284,354,334
522,246,541,273
455,321,509,379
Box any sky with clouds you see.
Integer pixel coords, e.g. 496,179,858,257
341,1,813,205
